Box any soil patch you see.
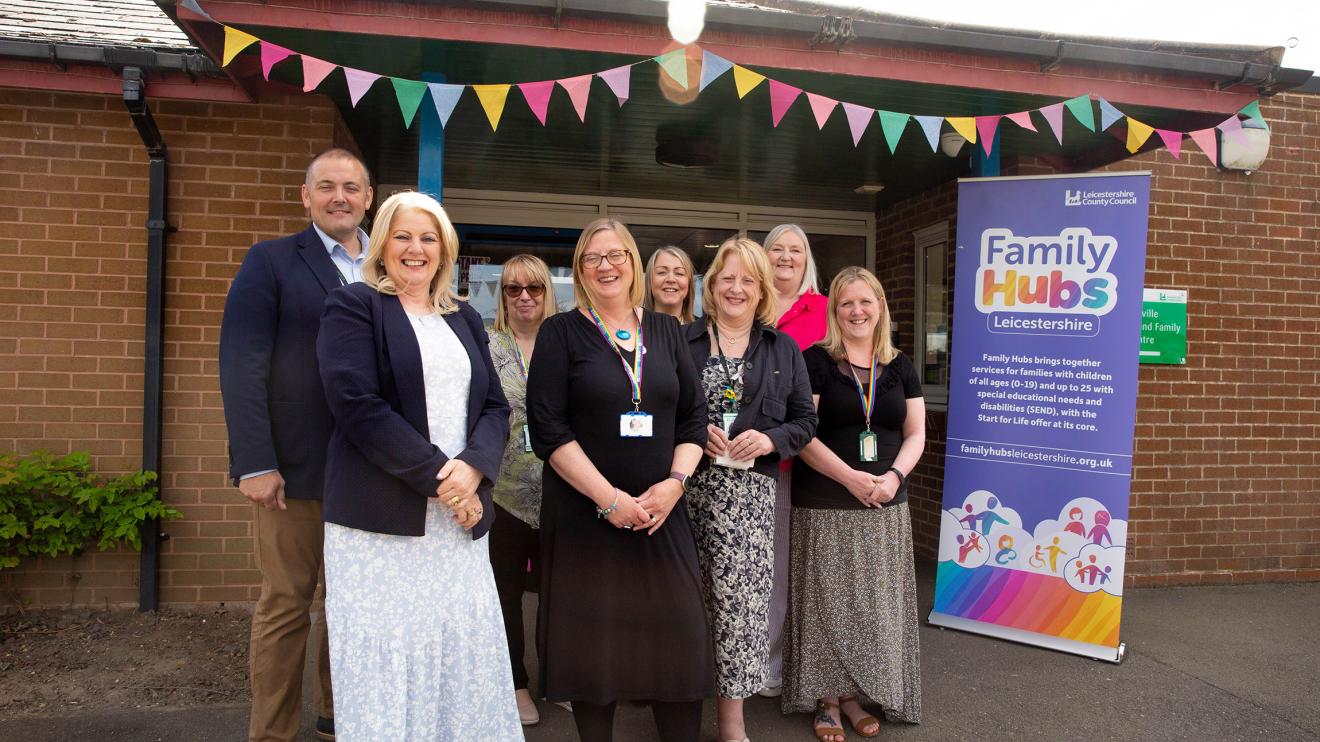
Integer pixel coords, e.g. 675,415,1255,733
0,607,250,718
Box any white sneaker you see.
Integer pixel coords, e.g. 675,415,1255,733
757,682,782,698
516,689,540,726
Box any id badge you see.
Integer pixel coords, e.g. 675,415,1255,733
715,410,752,470
859,431,879,462
522,424,533,453
620,411,654,438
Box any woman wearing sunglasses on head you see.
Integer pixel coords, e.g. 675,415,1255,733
487,254,558,726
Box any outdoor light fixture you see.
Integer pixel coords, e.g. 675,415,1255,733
854,182,885,194
940,131,967,157
1219,117,1270,173
667,0,705,45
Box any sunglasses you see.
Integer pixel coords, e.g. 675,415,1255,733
503,283,546,298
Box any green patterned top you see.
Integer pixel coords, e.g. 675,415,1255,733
489,330,543,528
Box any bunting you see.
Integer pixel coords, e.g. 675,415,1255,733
699,51,733,92
598,66,631,106
769,80,802,127
204,7,1259,168
391,77,427,128
473,84,511,131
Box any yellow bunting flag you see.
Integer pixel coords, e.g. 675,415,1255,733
946,116,977,144
473,84,511,132
1126,118,1154,153
732,66,766,99
221,26,259,66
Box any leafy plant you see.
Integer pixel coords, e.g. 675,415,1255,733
0,450,180,570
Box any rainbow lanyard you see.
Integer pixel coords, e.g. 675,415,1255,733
849,355,878,433
512,335,529,381
588,307,644,411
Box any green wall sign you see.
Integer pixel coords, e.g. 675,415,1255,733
1140,288,1187,365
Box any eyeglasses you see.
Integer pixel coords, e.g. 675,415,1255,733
503,283,546,298
580,250,630,269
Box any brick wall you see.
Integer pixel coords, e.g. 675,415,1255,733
0,88,339,607
875,91,1320,585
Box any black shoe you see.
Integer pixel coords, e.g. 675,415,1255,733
315,716,335,741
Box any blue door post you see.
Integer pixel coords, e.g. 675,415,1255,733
419,72,445,201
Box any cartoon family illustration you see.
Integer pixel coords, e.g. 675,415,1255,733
1064,505,1114,546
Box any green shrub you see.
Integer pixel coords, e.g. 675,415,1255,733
0,450,181,570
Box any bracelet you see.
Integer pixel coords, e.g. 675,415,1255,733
595,489,620,519
886,467,907,488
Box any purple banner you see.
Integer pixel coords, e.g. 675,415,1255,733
930,173,1150,661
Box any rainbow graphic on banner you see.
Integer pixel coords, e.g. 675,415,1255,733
934,561,1121,648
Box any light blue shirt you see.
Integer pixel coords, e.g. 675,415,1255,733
239,223,370,482
313,223,371,286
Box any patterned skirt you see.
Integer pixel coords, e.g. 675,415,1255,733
687,464,777,699
324,500,524,740
783,502,922,723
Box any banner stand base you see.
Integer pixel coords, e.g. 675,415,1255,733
928,611,1125,664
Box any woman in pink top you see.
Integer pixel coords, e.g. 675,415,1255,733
759,223,828,698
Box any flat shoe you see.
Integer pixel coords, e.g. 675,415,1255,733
849,714,880,738
515,689,539,726
813,700,844,742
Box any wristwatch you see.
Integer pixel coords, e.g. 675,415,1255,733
668,471,689,492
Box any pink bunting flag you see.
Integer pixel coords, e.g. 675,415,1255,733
343,68,381,107
975,115,1000,155
805,92,837,130
1188,128,1218,166
768,80,802,128
841,102,873,147
1039,103,1065,145
1217,115,1246,146
558,74,593,122
1156,129,1182,159
260,42,294,81
301,55,336,93
517,81,554,125
597,65,631,106
1005,111,1036,132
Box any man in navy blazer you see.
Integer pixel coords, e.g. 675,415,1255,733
219,148,372,742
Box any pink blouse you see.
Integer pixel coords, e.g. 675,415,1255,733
776,291,829,351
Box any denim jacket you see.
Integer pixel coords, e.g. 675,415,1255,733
682,318,818,479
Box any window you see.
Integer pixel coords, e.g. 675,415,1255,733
913,222,949,406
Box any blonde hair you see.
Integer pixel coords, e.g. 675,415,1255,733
643,246,697,323
571,218,645,309
363,191,461,315
493,254,558,333
761,223,820,297
819,266,898,365
702,237,777,327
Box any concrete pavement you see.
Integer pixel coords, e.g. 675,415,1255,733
3,564,1316,741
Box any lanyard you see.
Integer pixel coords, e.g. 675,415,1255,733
512,334,529,381
710,323,741,410
849,355,878,432
588,307,644,411
332,264,348,286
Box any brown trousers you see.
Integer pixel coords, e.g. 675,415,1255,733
249,499,333,742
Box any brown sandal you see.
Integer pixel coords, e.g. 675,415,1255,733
840,694,880,738
813,699,845,742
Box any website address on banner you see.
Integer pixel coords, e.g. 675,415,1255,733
957,442,1116,472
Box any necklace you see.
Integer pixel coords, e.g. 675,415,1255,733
615,328,631,341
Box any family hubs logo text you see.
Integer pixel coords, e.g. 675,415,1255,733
976,227,1119,316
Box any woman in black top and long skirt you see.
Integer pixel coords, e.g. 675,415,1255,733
526,218,711,742
786,267,925,741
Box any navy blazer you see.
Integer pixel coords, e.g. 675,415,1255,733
316,282,511,539
219,224,345,500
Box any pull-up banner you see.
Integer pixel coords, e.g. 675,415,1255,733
930,172,1150,662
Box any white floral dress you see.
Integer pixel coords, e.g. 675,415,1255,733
323,311,523,741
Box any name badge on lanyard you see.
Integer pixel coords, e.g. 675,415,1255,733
522,424,533,452
588,307,652,438
851,357,880,463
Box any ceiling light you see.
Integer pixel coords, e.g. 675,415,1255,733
854,182,885,195
667,0,705,45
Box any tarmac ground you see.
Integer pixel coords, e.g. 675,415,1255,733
2,563,1316,741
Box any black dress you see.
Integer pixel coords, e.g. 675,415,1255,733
526,308,713,704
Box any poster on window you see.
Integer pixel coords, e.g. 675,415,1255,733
929,172,1150,662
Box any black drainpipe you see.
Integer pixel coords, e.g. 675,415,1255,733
122,67,170,612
